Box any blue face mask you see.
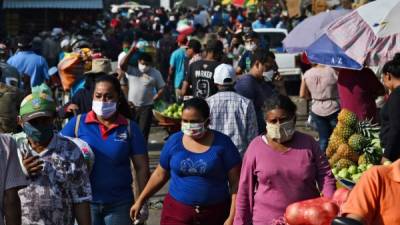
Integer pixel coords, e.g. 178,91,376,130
23,122,54,143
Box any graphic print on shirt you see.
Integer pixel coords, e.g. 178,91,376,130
180,158,207,175
114,129,129,142
196,79,210,98
194,64,213,98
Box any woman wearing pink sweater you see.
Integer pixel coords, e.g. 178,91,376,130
234,95,336,225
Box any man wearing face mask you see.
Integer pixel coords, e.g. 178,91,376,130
14,83,92,225
235,49,278,134
236,32,260,75
124,53,165,142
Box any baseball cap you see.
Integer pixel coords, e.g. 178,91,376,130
205,39,223,53
19,83,56,121
214,64,236,85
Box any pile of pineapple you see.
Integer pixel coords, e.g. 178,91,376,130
326,109,383,183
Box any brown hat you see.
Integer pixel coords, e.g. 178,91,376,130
85,58,113,75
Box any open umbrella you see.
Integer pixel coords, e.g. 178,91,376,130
306,0,400,69
283,9,350,53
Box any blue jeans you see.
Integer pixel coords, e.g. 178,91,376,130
311,111,339,152
91,200,133,225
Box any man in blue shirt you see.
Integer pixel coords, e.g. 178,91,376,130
235,49,277,134
168,35,188,102
7,36,49,91
252,13,273,29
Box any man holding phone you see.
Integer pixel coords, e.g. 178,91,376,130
14,83,92,225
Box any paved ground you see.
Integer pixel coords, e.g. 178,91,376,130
144,96,317,225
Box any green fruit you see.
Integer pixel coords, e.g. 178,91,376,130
358,164,367,172
332,168,338,175
351,173,362,182
348,165,357,175
338,168,349,179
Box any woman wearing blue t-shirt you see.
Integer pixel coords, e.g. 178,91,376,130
61,75,150,225
131,98,242,225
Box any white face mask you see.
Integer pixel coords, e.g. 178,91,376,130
92,101,117,119
263,70,275,82
138,63,150,73
245,43,256,51
181,121,207,139
266,119,295,143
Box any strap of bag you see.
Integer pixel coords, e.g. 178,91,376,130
74,114,82,138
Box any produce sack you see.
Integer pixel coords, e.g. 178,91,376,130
285,197,339,225
58,54,84,91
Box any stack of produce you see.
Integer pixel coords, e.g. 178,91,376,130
326,109,383,183
161,103,183,119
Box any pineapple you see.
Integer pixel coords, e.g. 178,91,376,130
358,153,369,165
333,122,355,139
336,158,356,170
326,146,336,158
329,153,341,167
338,109,358,128
357,119,380,139
348,133,367,152
337,144,359,163
359,145,383,165
328,135,346,150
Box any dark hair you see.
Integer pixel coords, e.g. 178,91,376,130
183,97,210,119
263,94,297,118
138,52,153,63
232,33,243,44
94,75,133,119
205,39,223,54
382,53,400,78
188,39,202,54
17,35,32,50
250,48,273,67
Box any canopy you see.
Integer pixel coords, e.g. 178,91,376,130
3,0,103,9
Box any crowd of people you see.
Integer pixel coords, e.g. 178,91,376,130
1,1,400,225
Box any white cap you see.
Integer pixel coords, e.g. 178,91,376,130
214,64,236,85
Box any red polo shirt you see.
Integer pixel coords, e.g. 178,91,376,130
85,111,128,139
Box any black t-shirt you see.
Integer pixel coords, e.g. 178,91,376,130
185,60,220,99
380,87,400,161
